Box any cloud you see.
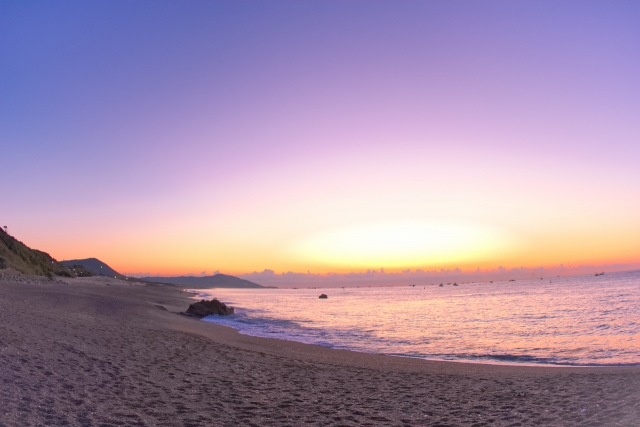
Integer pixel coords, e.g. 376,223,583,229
240,263,640,288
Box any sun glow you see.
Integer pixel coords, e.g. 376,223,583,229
290,220,515,270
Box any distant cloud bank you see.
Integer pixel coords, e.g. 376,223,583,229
124,263,640,287
238,263,640,288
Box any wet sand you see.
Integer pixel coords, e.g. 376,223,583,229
0,275,638,426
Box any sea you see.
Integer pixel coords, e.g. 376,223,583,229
195,270,640,366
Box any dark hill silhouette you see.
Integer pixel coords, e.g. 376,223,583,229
0,228,71,277
60,258,126,279
142,273,270,289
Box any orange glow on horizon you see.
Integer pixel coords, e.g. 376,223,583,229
12,148,640,279
43,232,640,278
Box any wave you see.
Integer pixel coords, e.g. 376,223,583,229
202,311,640,367
196,272,640,366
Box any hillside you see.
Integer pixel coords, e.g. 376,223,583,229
0,229,265,286
142,273,270,289
60,258,126,279
0,229,72,277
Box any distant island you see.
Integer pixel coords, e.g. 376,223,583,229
142,274,273,289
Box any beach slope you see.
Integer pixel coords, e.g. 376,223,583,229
0,275,638,426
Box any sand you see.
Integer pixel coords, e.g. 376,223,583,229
0,275,638,426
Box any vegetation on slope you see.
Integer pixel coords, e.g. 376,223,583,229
60,258,125,279
0,229,72,278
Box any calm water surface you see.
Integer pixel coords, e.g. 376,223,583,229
197,270,640,366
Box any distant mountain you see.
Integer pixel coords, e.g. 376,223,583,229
0,231,267,287
0,228,71,277
60,258,126,279
142,273,270,288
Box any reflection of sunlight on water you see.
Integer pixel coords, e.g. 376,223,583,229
200,270,640,366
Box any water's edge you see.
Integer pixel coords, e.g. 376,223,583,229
200,312,639,368
188,271,640,367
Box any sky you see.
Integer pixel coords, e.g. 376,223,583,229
2,1,639,281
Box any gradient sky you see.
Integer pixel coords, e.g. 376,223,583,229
2,1,639,277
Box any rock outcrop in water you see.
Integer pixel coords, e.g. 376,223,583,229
185,299,235,317
319,294,328,299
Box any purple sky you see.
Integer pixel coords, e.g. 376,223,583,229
2,1,639,277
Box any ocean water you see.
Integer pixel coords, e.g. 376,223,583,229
196,270,640,366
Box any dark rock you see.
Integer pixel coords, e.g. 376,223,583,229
319,294,328,299
185,299,234,318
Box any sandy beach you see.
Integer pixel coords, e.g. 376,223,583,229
1,275,638,426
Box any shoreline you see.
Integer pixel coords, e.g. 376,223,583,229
179,286,635,376
201,316,640,369
174,315,616,376
1,276,639,426
203,317,639,369
193,322,637,373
